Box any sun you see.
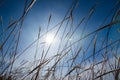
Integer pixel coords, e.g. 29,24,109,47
45,34,54,44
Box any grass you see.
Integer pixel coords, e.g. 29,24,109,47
0,0,120,80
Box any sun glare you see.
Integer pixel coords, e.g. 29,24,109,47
45,34,54,44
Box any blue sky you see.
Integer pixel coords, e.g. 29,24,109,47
0,0,120,79
0,0,119,60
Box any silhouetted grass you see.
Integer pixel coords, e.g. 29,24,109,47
0,0,120,80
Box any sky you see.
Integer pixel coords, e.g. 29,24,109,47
0,0,120,79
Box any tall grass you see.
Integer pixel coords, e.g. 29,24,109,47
0,0,120,80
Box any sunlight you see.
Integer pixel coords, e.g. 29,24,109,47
45,33,54,44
